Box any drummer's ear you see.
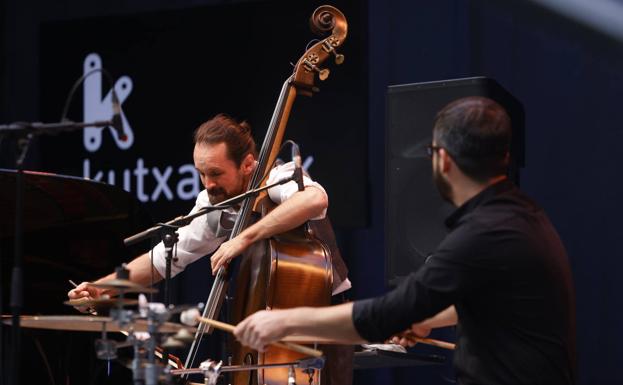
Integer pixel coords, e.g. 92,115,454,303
240,153,255,176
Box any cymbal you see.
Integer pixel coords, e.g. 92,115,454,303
64,298,139,307
3,315,194,334
171,328,195,343
161,336,186,349
88,279,158,293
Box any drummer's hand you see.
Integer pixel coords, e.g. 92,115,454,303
388,323,431,348
67,282,104,313
234,309,289,352
211,235,250,275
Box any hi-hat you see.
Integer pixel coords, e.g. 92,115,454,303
171,328,195,343
161,336,186,349
2,315,194,334
88,279,158,293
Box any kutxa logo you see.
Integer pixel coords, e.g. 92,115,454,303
82,53,200,203
83,53,134,152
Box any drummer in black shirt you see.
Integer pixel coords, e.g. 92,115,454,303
234,96,577,385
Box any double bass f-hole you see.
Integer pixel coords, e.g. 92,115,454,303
184,5,348,384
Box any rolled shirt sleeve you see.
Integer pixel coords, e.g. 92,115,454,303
351,227,491,342
151,190,227,278
351,265,458,343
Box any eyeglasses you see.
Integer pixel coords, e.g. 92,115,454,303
426,144,442,158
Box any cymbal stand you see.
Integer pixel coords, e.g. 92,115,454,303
143,311,172,385
91,264,172,385
127,298,205,384
159,225,179,307
172,356,325,385
0,115,122,385
93,271,141,380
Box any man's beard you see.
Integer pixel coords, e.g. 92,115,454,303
207,176,248,205
432,165,453,205
207,188,231,204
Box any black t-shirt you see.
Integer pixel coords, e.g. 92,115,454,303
353,180,576,385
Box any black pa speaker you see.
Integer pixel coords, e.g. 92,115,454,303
385,77,524,287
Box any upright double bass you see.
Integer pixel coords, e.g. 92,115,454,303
185,5,348,384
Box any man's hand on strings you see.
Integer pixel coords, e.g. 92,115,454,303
210,235,251,275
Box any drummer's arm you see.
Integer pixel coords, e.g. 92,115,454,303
234,302,366,350
389,306,457,346
416,305,457,329
235,304,458,351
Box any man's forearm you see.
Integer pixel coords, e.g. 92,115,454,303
95,252,163,288
283,303,366,344
417,305,458,329
239,186,328,244
210,186,328,274
234,301,368,350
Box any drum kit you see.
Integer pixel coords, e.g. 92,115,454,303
2,265,325,385
0,166,327,385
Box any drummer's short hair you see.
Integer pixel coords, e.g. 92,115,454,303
194,114,258,166
433,96,511,182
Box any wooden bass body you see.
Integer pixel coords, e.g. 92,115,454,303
231,224,333,385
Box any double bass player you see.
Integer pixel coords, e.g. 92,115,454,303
68,114,352,384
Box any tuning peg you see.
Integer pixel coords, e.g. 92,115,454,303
303,59,330,81
318,68,330,81
322,40,345,65
334,53,345,65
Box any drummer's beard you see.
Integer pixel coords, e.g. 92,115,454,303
432,161,453,205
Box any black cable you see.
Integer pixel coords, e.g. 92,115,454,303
59,67,117,123
31,336,56,385
304,39,320,52
150,238,156,303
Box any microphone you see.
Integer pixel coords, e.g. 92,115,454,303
111,91,127,142
291,142,305,192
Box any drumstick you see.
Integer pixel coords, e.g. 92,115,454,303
402,330,455,350
196,316,323,358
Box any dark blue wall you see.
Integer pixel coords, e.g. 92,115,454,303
3,1,623,384
346,1,623,384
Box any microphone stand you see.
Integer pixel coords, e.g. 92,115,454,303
0,118,116,385
0,119,116,136
123,172,300,307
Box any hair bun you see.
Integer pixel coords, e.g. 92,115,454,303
239,120,252,135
